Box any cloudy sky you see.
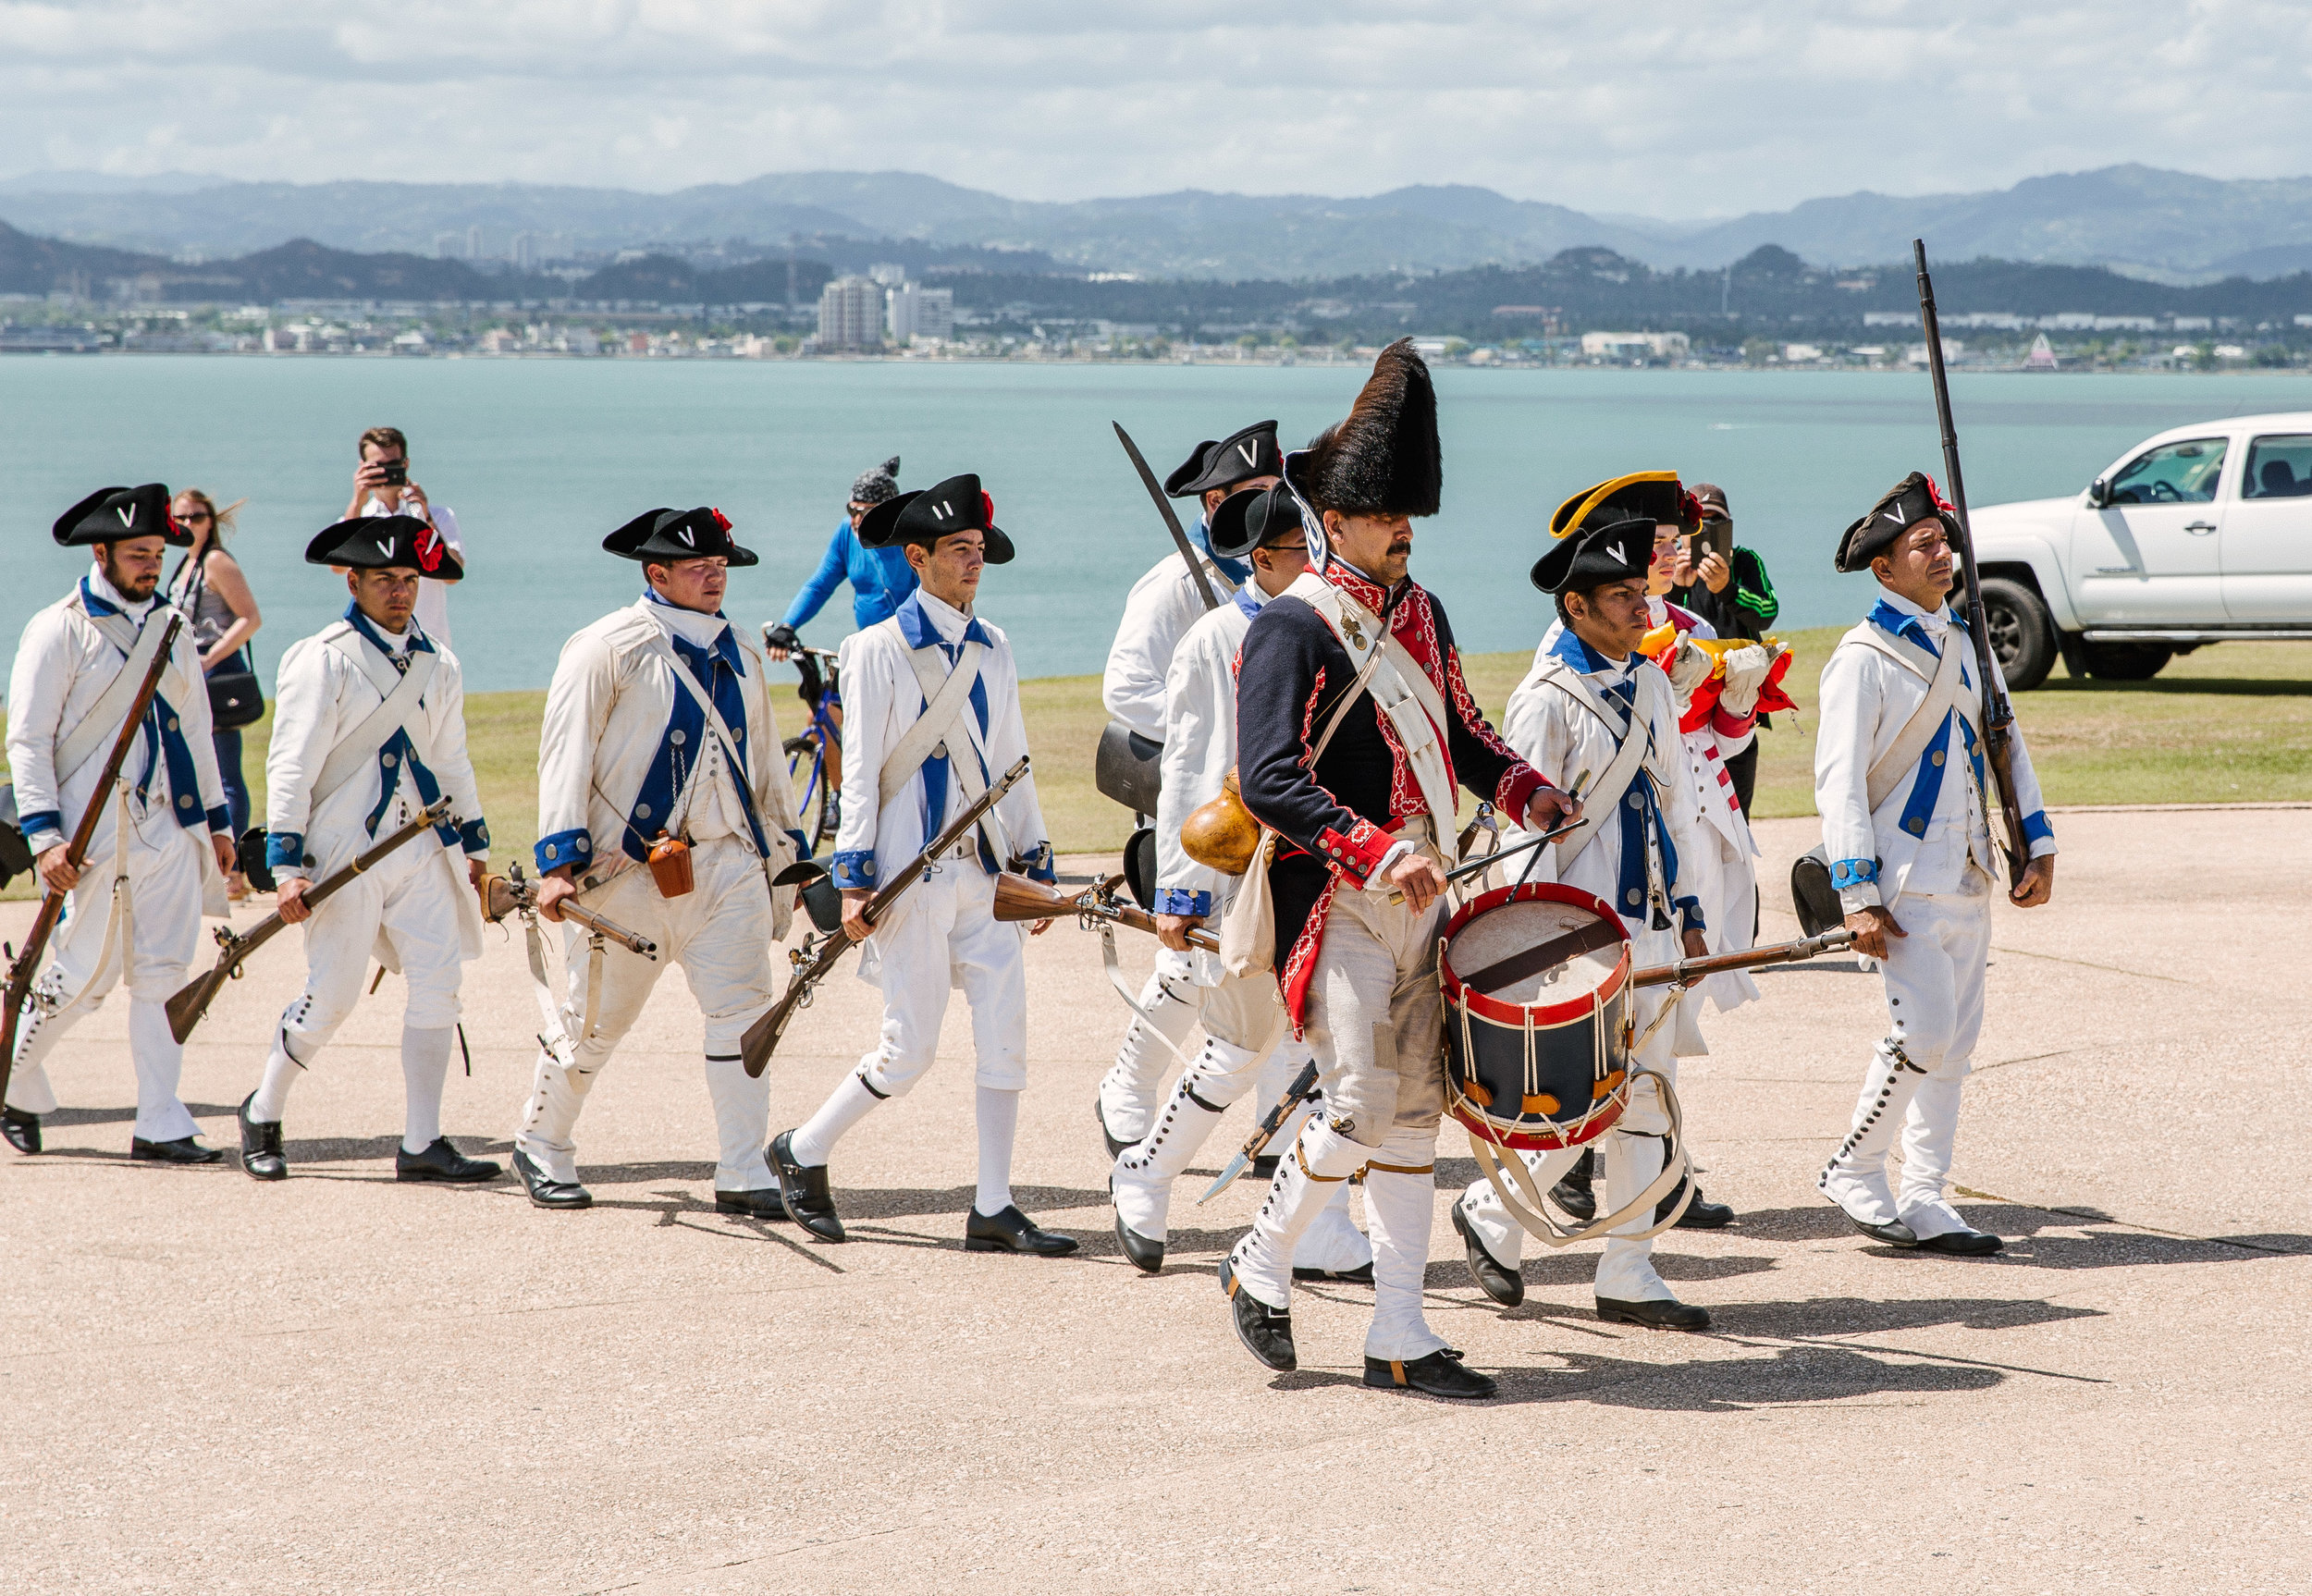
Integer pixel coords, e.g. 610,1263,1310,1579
4,1,2306,215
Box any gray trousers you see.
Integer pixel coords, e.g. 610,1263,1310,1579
1300,879,1447,1148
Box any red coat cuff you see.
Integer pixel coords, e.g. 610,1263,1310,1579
1314,818,1396,887
1712,704,1758,740
1494,765,1547,827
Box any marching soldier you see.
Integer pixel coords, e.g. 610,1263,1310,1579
512,506,806,1212
4,485,236,1162
1447,508,1719,1331
237,515,498,1184
770,475,1070,1255
1814,473,2056,1253
1108,482,1370,1281
1219,343,1574,1399
1094,421,1284,1156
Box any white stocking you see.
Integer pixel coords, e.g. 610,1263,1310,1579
1360,1123,1447,1362
248,1027,309,1125
974,1084,1019,1217
400,1025,452,1154
789,1072,883,1168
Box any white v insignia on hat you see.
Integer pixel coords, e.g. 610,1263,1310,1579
1882,506,1907,524
116,505,135,527
678,525,695,547
933,500,953,520
375,535,393,557
1237,441,1258,466
1606,539,1627,565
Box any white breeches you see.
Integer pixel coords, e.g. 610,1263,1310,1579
277,836,467,1050
514,838,778,1191
856,861,1027,1097
1821,887,1990,1238
6,824,203,1142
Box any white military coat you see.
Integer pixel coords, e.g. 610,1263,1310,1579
1100,530,1243,742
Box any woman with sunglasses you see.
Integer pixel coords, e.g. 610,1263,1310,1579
166,489,264,899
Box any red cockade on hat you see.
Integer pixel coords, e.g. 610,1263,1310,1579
709,508,732,533
980,490,995,527
1923,474,1957,514
415,525,443,572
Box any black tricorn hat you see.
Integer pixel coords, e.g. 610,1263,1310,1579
1548,472,1699,541
858,473,1015,564
1208,483,1311,560
602,506,758,567
306,514,466,579
1531,516,1654,595
54,484,187,548
1286,339,1442,518
1837,471,1960,573
1164,421,1284,498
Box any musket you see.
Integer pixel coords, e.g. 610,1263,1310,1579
741,755,1030,1077
1914,239,2030,890
1113,422,1223,612
164,796,456,1042
990,869,1220,951
2,611,184,1101
481,861,658,958
1198,927,1858,1205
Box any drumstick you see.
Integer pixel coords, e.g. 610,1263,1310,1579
1509,768,1588,891
1385,820,1579,905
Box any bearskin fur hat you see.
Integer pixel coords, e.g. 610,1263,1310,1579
1293,338,1442,518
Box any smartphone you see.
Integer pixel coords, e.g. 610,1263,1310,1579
379,460,408,487
1688,519,1730,566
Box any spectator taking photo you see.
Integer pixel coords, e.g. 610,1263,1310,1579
342,425,465,644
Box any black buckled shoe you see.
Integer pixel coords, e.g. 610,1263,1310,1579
1551,1148,1597,1221
512,1148,592,1210
1661,1175,1735,1230
1093,1097,1132,1160
1597,1295,1712,1332
1452,1200,1524,1307
769,1131,844,1242
714,1187,792,1221
130,1135,225,1165
3,1107,42,1155
966,1205,1079,1257
1364,1348,1497,1399
1114,1209,1165,1273
1220,1255,1296,1372
238,1094,287,1182
396,1137,501,1185
1844,1212,1920,1247
1294,1260,1374,1283
1916,1227,2003,1257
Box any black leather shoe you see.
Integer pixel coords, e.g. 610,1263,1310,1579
238,1094,287,1182
1115,1209,1164,1273
966,1205,1079,1257
714,1187,792,1221
130,1135,225,1165
1844,1212,1920,1247
3,1107,42,1155
1364,1348,1496,1399
1093,1097,1132,1160
512,1148,592,1210
1250,1153,1281,1181
769,1131,844,1242
396,1138,501,1185
1916,1227,2003,1256
1597,1295,1713,1331
1452,1200,1523,1307
1220,1255,1295,1371
1294,1260,1374,1283
1551,1148,1597,1221
1661,1176,1735,1229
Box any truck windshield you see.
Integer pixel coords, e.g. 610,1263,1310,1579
2242,435,2312,498
2109,437,2227,504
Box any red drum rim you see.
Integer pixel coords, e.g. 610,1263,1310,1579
1439,881,1630,1029
1448,1096,1626,1152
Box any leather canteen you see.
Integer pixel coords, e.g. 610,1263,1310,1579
1181,771,1261,877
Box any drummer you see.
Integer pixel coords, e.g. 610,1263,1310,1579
1449,514,1718,1332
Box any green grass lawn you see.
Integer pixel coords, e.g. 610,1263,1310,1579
7,636,2307,896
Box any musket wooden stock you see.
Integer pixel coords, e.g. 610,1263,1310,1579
740,755,1031,1077
481,874,658,957
2,613,184,1098
990,871,1222,951
1914,239,2032,890
1629,927,1854,990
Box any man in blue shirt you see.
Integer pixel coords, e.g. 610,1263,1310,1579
763,456,918,661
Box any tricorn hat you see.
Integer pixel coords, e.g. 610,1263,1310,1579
1285,339,1442,520
1208,483,1311,561
1548,472,1699,541
851,455,902,507
858,473,1015,564
54,484,186,548
602,506,758,567
1164,421,1284,498
1531,516,1654,595
1837,471,1959,573
307,514,464,577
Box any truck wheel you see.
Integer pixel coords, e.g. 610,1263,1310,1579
1979,577,2056,691
2081,641,2173,681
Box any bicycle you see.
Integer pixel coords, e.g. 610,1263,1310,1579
768,631,843,856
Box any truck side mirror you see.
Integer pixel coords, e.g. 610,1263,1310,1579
2087,477,2110,509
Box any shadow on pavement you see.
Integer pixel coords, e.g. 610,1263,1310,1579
1708,1295,2102,1335
1273,1345,2006,1409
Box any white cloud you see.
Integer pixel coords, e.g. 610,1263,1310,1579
3,0,2309,214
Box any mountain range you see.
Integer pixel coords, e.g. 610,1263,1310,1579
6,165,2312,282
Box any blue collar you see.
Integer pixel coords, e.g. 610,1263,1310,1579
896,589,991,652
80,575,127,620
1549,627,1627,677
1232,581,1267,620
1187,517,1252,587
1867,596,1962,657
343,600,435,657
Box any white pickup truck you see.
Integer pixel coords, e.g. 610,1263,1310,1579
1967,411,2312,688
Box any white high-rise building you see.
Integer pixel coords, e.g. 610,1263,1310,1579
818,276,886,350
887,281,955,343
466,223,486,261
511,231,540,270
867,263,908,289
434,232,463,260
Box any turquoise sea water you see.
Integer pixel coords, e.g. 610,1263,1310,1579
4,357,2307,691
